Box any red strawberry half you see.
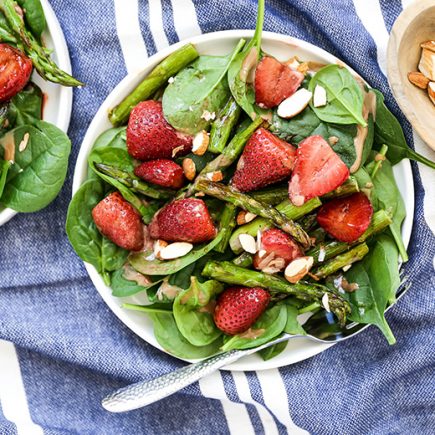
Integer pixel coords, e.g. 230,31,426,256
127,100,192,161
149,198,216,244
214,287,271,335
134,159,185,189
254,56,304,108
288,135,349,206
92,192,144,251
317,192,373,243
232,128,296,192
253,228,303,271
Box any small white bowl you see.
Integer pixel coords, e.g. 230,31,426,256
0,0,73,227
74,30,414,371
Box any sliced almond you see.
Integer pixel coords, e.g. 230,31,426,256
428,82,435,105
277,88,312,119
182,158,196,180
328,136,339,146
286,56,300,70
322,293,331,313
205,170,223,182
237,210,257,225
407,71,430,89
239,234,257,254
262,257,286,274
313,85,327,107
418,48,435,81
192,130,209,156
421,40,435,52
159,242,193,260
154,239,168,260
284,256,314,283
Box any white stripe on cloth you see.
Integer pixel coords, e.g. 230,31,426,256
232,371,280,435
198,371,256,435
170,0,202,41
114,0,148,72
149,0,170,51
256,369,309,434
352,0,389,74
0,340,44,435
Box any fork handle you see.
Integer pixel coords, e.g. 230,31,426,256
102,333,295,413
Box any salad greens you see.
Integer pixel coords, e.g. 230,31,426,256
66,0,434,363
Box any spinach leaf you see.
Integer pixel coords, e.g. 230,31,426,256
17,0,46,40
122,303,172,315
343,235,400,344
367,157,408,262
168,262,196,290
162,40,244,135
259,341,287,361
111,268,164,298
149,312,222,359
360,114,374,166
173,278,223,346
6,83,43,128
92,126,127,150
372,89,435,169
221,304,287,351
283,303,306,336
0,121,71,212
0,159,11,199
128,231,224,276
65,178,128,284
271,106,358,167
227,0,265,120
308,65,366,126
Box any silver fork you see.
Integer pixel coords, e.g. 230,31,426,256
102,278,411,413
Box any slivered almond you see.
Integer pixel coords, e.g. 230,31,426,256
313,85,327,107
284,256,314,283
205,171,223,182
428,82,435,105
277,88,312,119
182,158,196,180
154,239,168,260
408,71,430,89
239,234,257,254
192,130,209,156
237,210,257,225
159,242,193,260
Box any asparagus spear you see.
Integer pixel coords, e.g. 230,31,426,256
312,243,369,279
94,163,175,200
229,197,321,253
0,0,83,86
195,179,311,248
202,261,351,326
321,176,360,199
250,186,288,205
307,210,392,265
208,97,242,154
109,43,199,126
214,203,237,253
232,252,253,267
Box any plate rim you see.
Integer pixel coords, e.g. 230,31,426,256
73,30,415,371
0,0,73,226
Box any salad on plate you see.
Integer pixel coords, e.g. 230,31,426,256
67,0,434,361
0,0,82,214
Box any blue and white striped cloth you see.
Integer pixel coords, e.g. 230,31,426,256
0,1,434,433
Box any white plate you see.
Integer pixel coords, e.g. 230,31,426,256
0,0,73,226
73,30,414,371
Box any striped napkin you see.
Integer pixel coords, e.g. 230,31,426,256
0,0,433,434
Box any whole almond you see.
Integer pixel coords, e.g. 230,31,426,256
159,242,193,260
421,40,435,52
428,82,435,105
284,256,314,283
205,171,223,182
237,210,257,225
407,71,429,89
182,158,196,180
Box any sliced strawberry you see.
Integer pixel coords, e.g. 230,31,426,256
253,228,303,271
232,128,296,192
126,100,192,161
317,192,373,243
214,287,271,335
254,56,304,108
92,192,144,251
0,44,33,102
134,159,185,189
288,135,349,206
149,198,216,244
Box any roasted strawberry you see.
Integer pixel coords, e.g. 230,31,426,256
214,286,271,335
0,44,33,102
92,192,144,251
134,159,185,189
231,128,296,192
317,192,373,243
254,56,304,108
288,135,349,206
126,100,192,161
149,198,216,244
253,228,303,272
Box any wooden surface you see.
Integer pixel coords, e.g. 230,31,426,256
387,0,435,151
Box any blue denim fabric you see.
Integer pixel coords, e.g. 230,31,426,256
0,0,434,434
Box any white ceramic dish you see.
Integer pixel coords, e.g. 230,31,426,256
0,0,73,226
73,30,414,371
